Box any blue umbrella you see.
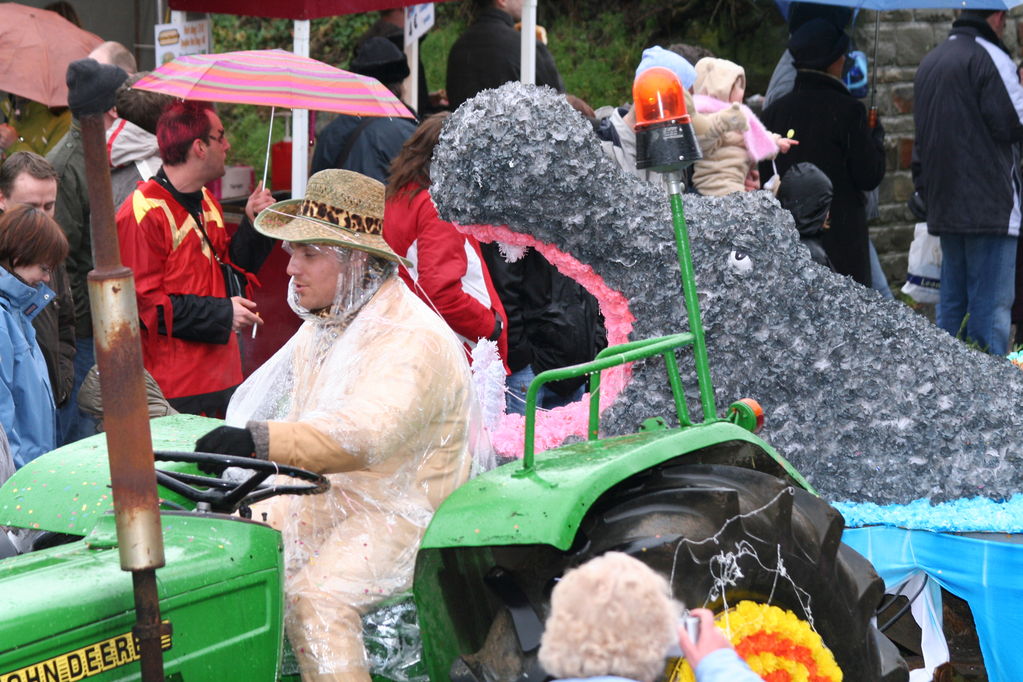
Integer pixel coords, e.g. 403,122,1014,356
776,0,1023,124
794,0,1020,7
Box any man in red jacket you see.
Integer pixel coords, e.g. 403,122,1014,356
116,101,273,416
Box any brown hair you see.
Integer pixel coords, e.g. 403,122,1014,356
0,205,69,270
117,74,175,135
0,152,57,198
385,112,449,202
44,1,81,26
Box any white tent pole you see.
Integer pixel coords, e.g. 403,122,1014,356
292,19,310,199
405,38,419,115
520,0,536,85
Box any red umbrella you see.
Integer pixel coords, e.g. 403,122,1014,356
0,3,103,107
168,0,454,20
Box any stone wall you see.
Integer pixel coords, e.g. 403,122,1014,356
854,10,1022,290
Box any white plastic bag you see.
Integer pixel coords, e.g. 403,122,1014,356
901,222,941,304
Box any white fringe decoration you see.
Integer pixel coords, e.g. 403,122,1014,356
497,241,529,263
471,338,506,434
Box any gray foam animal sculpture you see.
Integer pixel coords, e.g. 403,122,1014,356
431,82,1023,505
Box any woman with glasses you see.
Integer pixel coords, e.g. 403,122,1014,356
0,205,68,468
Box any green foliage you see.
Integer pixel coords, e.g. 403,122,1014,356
420,6,465,94
206,1,791,169
422,5,650,110
209,12,379,170
545,11,645,109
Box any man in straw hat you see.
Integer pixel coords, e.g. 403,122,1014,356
195,168,490,681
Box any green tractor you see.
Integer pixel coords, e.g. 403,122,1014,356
0,211,906,682
0,77,906,682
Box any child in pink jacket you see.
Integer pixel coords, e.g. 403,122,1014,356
692,57,797,196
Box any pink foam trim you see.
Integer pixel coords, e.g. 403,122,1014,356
456,223,636,457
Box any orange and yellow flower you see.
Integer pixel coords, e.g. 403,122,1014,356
667,601,842,682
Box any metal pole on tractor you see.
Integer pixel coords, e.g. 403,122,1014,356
632,66,717,421
73,70,168,680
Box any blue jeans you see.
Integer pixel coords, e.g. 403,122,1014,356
937,234,1017,355
868,239,893,300
57,337,99,445
504,365,585,415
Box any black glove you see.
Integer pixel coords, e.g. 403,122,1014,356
195,426,255,474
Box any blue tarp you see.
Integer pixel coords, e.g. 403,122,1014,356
842,526,1023,682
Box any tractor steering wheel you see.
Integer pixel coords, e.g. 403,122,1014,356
153,450,329,515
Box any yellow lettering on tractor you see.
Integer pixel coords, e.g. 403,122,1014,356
0,622,171,682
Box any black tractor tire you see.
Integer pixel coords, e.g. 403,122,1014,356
574,463,906,682
457,463,907,682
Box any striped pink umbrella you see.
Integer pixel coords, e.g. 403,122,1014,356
134,48,413,188
133,48,412,118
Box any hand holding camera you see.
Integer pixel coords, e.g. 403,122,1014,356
676,608,733,669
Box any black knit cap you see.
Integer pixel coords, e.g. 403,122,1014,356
66,58,129,118
788,2,853,32
350,36,410,86
960,9,999,20
789,18,851,71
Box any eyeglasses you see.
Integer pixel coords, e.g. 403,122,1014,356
206,128,227,144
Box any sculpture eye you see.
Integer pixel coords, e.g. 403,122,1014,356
729,250,753,274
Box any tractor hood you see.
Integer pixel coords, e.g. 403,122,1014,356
0,414,222,535
0,512,285,679
422,421,813,552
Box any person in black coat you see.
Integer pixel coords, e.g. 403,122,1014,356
446,0,564,112
914,10,1023,355
480,244,606,414
760,19,885,287
310,38,417,183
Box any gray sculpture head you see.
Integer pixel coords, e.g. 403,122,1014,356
432,82,1023,505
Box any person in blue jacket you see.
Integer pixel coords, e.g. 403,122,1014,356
0,205,68,468
538,552,762,682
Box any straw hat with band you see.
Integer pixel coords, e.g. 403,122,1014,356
254,169,411,267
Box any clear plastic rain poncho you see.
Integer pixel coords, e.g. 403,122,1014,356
227,244,490,681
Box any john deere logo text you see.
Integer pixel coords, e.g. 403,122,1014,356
1,623,172,682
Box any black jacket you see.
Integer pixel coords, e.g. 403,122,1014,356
913,19,1023,237
310,114,416,183
34,266,76,407
760,70,885,286
446,8,564,112
481,245,605,396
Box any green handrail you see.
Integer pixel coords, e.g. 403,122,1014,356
521,333,695,470
517,173,720,476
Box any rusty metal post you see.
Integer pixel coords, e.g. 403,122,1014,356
80,112,166,682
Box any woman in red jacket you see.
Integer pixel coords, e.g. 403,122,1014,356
383,113,509,368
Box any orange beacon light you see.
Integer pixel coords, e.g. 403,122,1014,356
632,66,702,173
